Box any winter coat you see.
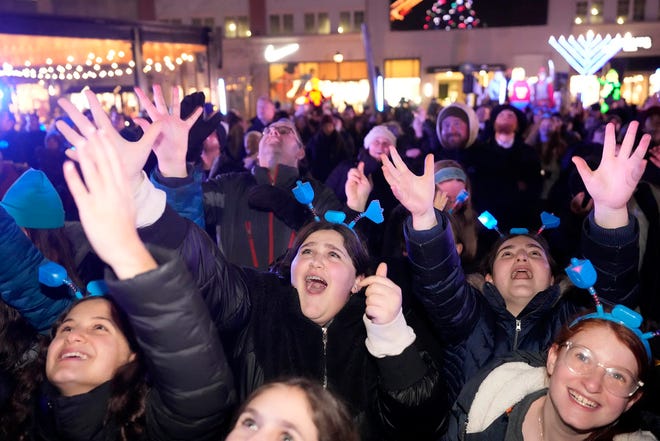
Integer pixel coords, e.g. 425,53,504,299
444,351,657,441
152,163,348,270
404,209,639,409
463,137,543,230
29,247,236,441
179,237,447,440
0,205,72,333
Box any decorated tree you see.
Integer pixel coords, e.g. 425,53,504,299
425,0,480,30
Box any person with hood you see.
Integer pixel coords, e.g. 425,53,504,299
434,102,480,163
382,120,648,411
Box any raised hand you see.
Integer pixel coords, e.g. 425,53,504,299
433,190,450,211
56,89,162,192
381,147,436,230
572,121,650,228
345,162,373,212
649,144,660,169
359,262,401,325
133,85,202,178
63,129,157,280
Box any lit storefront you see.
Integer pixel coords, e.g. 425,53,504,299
0,13,210,118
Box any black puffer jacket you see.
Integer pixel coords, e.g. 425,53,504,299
137,203,446,439
30,247,236,441
209,263,446,441
152,163,348,270
405,209,639,410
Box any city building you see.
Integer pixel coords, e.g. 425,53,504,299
0,0,658,118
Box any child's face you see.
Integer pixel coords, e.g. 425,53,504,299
46,298,135,397
227,385,318,441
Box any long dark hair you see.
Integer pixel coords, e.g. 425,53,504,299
0,297,148,441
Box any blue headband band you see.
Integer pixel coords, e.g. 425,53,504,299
434,167,467,184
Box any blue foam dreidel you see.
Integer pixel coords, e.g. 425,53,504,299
478,211,503,236
537,211,560,234
565,257,600,310
448,189,469,214
292,180,320,221
38,261,83,299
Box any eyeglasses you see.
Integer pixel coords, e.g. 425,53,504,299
263,125,294,137
561,341,643,398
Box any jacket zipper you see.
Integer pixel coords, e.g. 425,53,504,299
513,319,522,349
322,326,328,389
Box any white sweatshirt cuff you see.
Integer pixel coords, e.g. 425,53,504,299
134,171,166,228
364,309,416,358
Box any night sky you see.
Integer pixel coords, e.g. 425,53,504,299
390,0,549,31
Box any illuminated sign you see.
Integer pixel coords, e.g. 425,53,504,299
264,44,300,63
548,31,623,76
621,32,652,52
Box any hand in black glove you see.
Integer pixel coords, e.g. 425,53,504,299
247,184,312,230
181,91,224,163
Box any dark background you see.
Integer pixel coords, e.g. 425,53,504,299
390,0,550,31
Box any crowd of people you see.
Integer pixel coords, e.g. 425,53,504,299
0,83,659,440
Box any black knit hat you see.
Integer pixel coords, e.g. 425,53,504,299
490,104,527,134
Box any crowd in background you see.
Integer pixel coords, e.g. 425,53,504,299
1,84,660,440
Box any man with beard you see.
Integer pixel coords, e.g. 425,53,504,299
463,104,542,234
434,103,480,162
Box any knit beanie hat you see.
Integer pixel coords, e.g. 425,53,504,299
436,103,480,148
490,104,528,135
363,125,397,149
0,169,65,229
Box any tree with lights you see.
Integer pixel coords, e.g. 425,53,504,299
425,0,480,30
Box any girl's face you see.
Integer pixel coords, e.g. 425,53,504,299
485,235,553,314
291,229,362,326
227,385,318,441
46,298,136,397
434,179,466,209
546,325,641,433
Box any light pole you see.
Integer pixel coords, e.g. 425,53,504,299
333,51,343,82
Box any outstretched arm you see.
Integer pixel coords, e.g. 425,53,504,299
63,129,236,439
381,148,437,231
572,121,650,229
63,129,156,279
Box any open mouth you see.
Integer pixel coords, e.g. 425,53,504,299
511,269,532,279
305,275,328,294
569,389,598,409
60,351,89,360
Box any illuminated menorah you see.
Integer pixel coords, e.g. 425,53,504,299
548,30,624,76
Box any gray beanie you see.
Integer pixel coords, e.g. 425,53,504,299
436,103,479,148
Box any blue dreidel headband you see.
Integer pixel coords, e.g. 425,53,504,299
448,189,469,215
292,180,384,230
478,211,560,237
39,260,106,299
565,257,659,361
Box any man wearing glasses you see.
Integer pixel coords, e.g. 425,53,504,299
153,118,359,270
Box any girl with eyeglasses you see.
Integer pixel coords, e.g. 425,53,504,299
443,310,656,440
